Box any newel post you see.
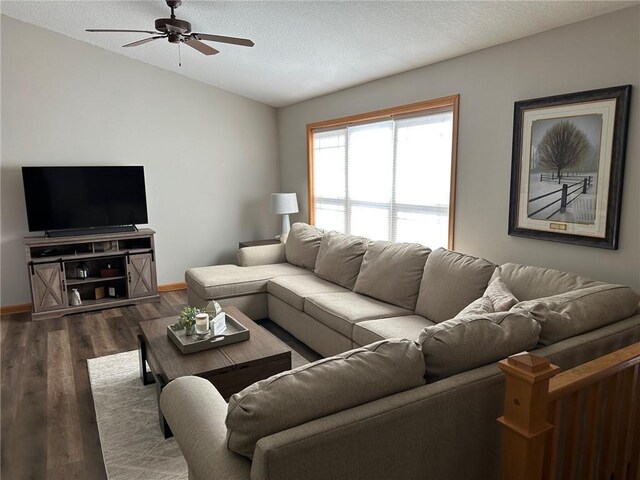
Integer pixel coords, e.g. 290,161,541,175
497,352,560,480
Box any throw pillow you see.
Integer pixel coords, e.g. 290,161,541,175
418,311,541,382
353,241,431,310
313,231,368,289
454,276,518,318
284,223,324,270
484,276,519,311
455,295,494,317
415,248,497,322
226,339,426,458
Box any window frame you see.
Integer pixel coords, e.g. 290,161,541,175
306,94,460,249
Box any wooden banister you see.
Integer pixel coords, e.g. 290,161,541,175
497,352,560,480
499,342,640,480
548,342,640,401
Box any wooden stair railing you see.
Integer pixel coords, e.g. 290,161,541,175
498,342,640,480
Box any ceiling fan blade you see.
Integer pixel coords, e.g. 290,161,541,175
191,33,254,47
86,29,159,35
123,36,166,48
183,38,219,56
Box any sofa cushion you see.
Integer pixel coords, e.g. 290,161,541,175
185,264,311,300
267,275,349,311
353,241,431,310
493,263,601,301
353,315,436,347
226,339,426,459
456,276,518,317
415,248,496,323
314,232,368,289
304,292,412,338
418,311,541,382
285,223,325,270
511,284,640,345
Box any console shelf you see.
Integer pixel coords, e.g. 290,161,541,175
66,275,128,286
24,228,160,321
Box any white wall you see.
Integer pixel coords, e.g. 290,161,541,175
278,7,640,291
1,15,280,306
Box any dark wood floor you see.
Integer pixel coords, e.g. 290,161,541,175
1,290,320,479
1,291,189,479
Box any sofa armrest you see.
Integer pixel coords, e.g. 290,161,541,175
250,364,506,480
160,376,251,480
237,244,286,267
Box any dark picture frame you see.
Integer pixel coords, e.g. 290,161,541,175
508,85,631,249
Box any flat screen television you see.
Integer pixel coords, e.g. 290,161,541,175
22,166,148,235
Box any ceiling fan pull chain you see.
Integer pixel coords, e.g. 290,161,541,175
178,40,182,67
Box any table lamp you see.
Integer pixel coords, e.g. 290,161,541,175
271,193,299,241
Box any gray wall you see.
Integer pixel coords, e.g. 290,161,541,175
278,7,640,291
1,15,280,306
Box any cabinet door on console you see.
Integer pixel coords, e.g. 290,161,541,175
31,263,68,312
127,253,157,298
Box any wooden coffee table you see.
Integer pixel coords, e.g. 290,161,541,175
138,306,292,437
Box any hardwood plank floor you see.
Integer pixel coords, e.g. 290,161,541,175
1,292,188,480
1,291,321,479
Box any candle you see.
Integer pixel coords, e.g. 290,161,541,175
195,313,210,335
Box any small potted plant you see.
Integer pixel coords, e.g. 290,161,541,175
176,306,201,336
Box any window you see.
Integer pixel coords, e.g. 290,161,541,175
307,96,459,249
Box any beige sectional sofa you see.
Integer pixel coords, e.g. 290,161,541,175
164,223,640,480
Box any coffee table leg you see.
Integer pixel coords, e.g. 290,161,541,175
155,376,173,438
137,334,171,437
138,334,155,385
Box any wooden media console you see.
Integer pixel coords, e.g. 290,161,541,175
24,228,159,320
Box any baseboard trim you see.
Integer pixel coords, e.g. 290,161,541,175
0,303,32,315
157,282,187,292
1,282,187,314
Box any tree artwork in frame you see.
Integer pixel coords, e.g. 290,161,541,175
508,85,631,249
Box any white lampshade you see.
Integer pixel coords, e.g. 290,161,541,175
271,193,299,240
271,193,299,215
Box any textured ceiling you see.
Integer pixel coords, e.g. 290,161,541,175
1,1,636,107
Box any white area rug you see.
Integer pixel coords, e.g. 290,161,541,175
88,350,188,480
88,342,311,479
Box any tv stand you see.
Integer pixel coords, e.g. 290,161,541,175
24,228,159,321
46,225,138,238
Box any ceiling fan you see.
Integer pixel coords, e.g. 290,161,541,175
86,0,254,57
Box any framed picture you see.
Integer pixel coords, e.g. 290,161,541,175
508,85,631,249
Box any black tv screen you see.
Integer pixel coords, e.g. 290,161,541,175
22,166,148,232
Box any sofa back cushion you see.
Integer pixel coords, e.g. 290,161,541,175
285,223,324,270
314,231,368,289
511,284,640,345
493,263,601,301
226,339,425,458
353,241,431,310
418,311,541,382
415,248,496,322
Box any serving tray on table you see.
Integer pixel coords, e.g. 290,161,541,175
167,313,250,354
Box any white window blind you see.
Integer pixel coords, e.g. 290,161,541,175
311,108,455,248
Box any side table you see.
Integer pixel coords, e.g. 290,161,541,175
238,239,281,249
